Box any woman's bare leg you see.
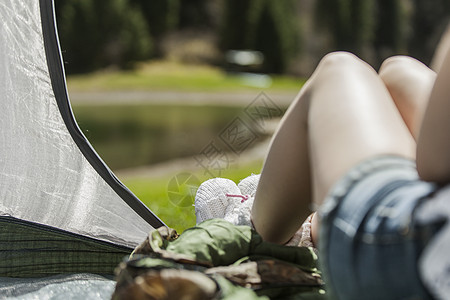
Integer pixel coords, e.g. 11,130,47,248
379,56,436,140
252,76,312,244
417,48,450,182
308,52,415,210
252,52,416,244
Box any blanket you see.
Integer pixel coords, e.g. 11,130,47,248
112,219,327,300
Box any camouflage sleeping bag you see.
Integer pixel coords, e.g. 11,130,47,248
112,219,327,300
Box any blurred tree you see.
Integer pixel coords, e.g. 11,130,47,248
409,0,450,65
251,0,300,73
129,0,179,37
351,0,376,53
373,0,409,64
220,0,300,73
316,0,376,59
55,0,152,74
128,0,179,56
219,0,253,50
178,0,218,29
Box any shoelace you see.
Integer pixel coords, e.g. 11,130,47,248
225,194,250,203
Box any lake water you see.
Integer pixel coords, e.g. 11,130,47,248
72,103,278,170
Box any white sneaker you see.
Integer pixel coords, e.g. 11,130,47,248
194,174,261,227
237,174,260,197
223,193,254,227
194,178,240,224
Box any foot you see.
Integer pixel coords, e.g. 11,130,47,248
194,175,261,227
194,178,240,224
237,174,260,197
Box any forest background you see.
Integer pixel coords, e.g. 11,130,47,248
55,0,450,76
54,0,450,231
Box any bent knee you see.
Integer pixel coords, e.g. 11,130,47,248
379,56,432,78
312,52,374,81
379,55,436,97
318,52,367,70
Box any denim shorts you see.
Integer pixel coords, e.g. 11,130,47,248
319,156,442,300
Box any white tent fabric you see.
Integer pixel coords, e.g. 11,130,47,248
0,0,164,248
0,274,115,299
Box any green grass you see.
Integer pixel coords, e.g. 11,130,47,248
122,159,264,233
67,60,304,92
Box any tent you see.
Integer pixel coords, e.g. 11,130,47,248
1,0,165,297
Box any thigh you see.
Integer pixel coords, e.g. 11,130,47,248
379,56,436,140
306,52,416,207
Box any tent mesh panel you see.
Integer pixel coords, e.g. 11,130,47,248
0,217,131,277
